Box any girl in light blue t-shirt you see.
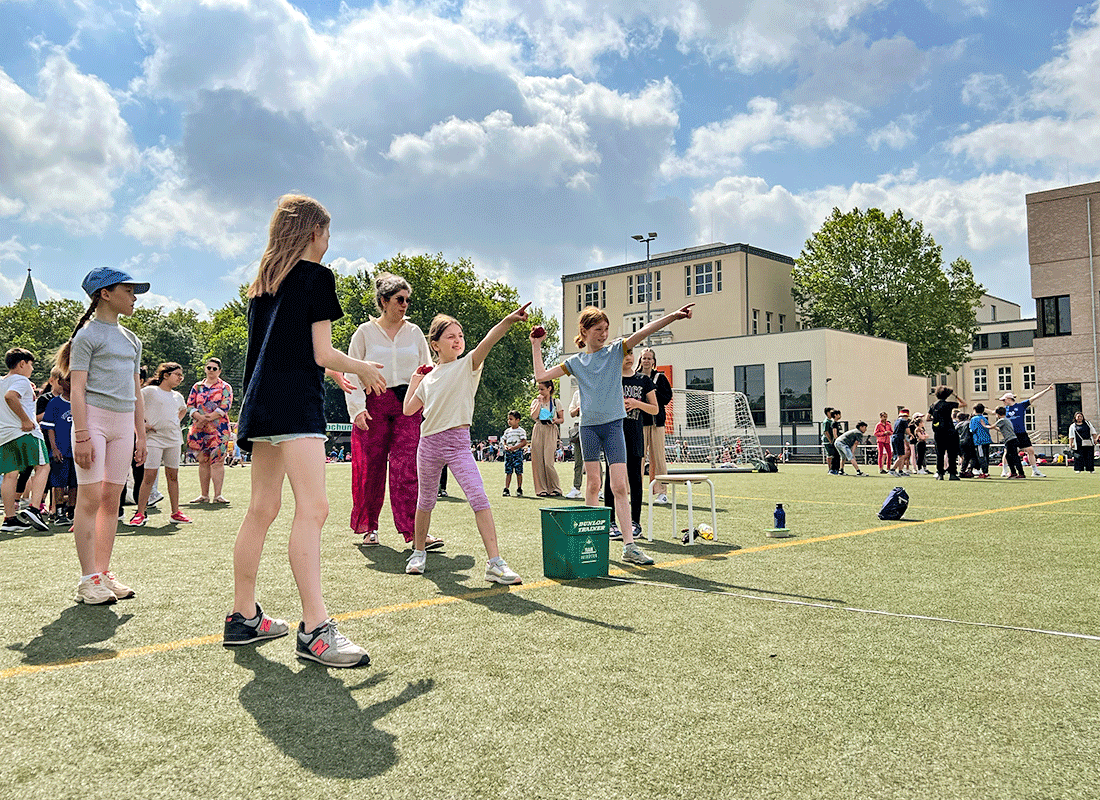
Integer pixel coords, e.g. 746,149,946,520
532,303,693,567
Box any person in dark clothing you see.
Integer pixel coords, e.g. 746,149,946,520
929,386,965,480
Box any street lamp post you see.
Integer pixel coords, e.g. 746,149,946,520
631,232,657,344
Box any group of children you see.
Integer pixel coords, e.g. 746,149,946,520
14,193,692,670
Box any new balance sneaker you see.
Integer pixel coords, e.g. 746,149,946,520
223,603,289,646
622,542,655,565
565,487,582,499
128,512,146,527
1,516,30,532
485,557,522,585
17,507,49,532
170,511,193,524
101,570,135,599
75,574,117,605
406,549,427,575
608,523,623,541
296,619,371,668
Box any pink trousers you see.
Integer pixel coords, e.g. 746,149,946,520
350,388,422,540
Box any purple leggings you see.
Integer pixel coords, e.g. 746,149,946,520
416,427,490,513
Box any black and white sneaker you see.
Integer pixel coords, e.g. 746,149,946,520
222,603,290,647
1,516,30,532
17,507,49,532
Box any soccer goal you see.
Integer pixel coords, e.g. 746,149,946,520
663,388,766,473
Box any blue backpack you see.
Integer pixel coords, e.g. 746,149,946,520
878,487,909,520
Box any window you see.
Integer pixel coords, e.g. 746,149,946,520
583,280,604,309
625,313,647,333
686,261,719,296
779,361,812,425
1023,365,1035,391
1000,332,1010,348
685,368,714,429
1055,383,1082,435
973,334,989,350
998,366,1012,393
1037,295,1071,337
766,312,772,333
734,365,765,426
991,304,997,321
973,367,987,394
752,309,759,335
939,374,949,385
1025,406,1036,432
632,271,659,304
779,314,785,332
576,284,581,312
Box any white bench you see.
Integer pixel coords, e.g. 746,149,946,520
647,474,718,544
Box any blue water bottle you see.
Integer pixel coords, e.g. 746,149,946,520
774,503,786,529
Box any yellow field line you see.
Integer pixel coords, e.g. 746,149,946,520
3,492,1098,681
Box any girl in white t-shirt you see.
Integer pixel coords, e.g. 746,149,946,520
130,362,189,527
402,303,532,582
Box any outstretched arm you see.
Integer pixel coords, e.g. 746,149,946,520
531,328,568,382
1028,383,1055,404
471,302,531,371
624,304,694,351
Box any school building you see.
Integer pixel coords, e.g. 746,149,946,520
558,242,929,447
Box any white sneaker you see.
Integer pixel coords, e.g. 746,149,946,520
564,487,582,499
405,549,427,575
485,557,522,585
1032,470,1046,477
75,574,117,605
148,490,164,506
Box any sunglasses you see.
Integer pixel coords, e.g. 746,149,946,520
205,365,220,371
390,295,411,305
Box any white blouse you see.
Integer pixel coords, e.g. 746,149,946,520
345,318,431,419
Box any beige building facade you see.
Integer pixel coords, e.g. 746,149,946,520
1026,180,1100,433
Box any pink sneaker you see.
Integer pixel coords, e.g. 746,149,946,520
170,511,193,524
128,512,146,527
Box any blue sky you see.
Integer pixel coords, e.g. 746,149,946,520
2,0,1098,324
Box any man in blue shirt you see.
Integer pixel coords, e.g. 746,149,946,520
999,383,1055,477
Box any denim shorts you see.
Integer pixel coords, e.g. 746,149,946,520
578,420,627,465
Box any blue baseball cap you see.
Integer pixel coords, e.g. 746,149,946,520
81,267,151,298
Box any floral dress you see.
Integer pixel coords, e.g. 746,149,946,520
187,378,233,457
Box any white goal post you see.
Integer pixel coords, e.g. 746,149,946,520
662,388,766,472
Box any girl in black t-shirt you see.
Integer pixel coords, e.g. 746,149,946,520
604,350,657,538
223,195,386,669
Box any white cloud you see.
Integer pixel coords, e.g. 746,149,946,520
960,72,1014,112
0,46,138,229
867,115,920,151
0,236,27,265
791,33,934,106
329,256,376,276
664,97,860,178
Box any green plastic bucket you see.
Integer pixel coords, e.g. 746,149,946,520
540,506,610,579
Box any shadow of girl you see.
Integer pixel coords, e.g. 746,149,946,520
232,648,433,779
7,605,134,666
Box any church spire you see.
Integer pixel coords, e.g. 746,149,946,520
18,267,38,307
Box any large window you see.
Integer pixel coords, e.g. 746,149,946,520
581,280,605,309
766,312,773,333
998,366,1012,393
1023,365,1035,391
734,364,765,426
973,367,987,394
1037,295,1071,337
629,271,660,304
778,314,785,332
1055,383,1082,437
778,361,812,425
685,260,721,296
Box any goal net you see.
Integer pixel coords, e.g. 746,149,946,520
663,388,766,472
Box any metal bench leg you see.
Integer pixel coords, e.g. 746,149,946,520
647,480,656,542
687,481,695,544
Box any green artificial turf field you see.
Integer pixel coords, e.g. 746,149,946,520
2,463,1098,800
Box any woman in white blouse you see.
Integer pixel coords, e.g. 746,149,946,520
346,273,442,549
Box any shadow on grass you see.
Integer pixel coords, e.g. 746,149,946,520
232,648,433,778
6,605,134,665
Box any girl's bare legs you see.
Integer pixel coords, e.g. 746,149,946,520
473,508,499,560
413,508,432,551
281,437,331,630
607,462,635,545
583,461,601,506
135,468,158,516
164,467,181,514
74,481,126,574
232,442,284,621
211,457,226,498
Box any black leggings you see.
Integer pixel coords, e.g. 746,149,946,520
604,452,643,525
1004,440,1024,477
935,432,960,476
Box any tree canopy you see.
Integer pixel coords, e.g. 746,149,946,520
791,207,984,376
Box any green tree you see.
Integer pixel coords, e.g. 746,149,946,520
121,306,207,384
791,207,984,375
332,253,558,440
0,299,86,386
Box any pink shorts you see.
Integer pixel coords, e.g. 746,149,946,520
75,405,135,485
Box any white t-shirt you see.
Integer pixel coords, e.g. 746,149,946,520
501,425,527,450
413,356,483,438
142,385,186,448
0,373,43,447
